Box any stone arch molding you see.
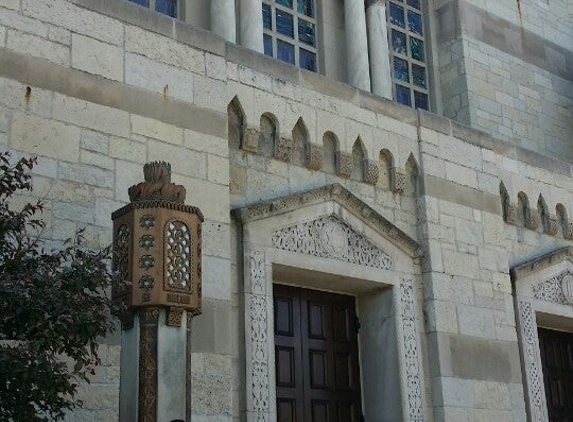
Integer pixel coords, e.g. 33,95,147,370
233,184,426,422
511,247,573,422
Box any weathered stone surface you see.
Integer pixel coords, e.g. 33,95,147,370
71,34,123,81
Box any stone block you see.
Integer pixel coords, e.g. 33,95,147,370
60,162,114,190
475,381,511,410
147,140,206,180
191,373,233,414
125,25,204,74
7,29,69,65
109,136,146,163
132,115,183,145
32,176,92,205
81,150,114,171
238,65,272,91
435,377,474,407
125,52,193,103
194,74,228,111
426,300,458,333
205,52,227,81
0,9,47,37
11,113,80,162
207,154,229,186
48,25,71,45
52,94,130,138
445,161,478,188
71,34,123,82
457,305,495,338
22,0,123,45
202,221,231,259
202,256,231,301
184,130,228,157
53,201,94,225
0,0,20,10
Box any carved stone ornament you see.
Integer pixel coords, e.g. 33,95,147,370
306,143,323,171
128,161,186,203
272,215,394,270
546,215,558,236
364,159,380,185
335,151,353,178
275,136,293,162
524,213,539,231
561,274,573,304
139,307,159,422
564,222,573,240
505,202,519,225
242,127,259,153
391,168,406,193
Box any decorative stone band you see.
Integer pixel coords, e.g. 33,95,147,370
272,215,394,270
111,200,204,221
545,215,559,236
511,246,573,280
524,214,539,231
335,151,353,178
306,143,323,171
518,301,549,422
275,136,294,162
364,159,380,185
139,307,160,422
565,222,573,240
233,184,422,259
533,272,573,305
391,168,406,193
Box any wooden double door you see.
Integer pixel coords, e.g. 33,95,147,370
538,328,573,422
273,284,362,422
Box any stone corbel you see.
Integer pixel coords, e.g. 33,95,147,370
242,126,259,153
564,222,573,240
524,214,539,231
504,202,519,225
546,215,558,236
364,159,380,185
390,168,406,193
335,151,353,178
275,136,293,162
306,143,323,171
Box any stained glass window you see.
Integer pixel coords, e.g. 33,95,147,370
262,0,317,72
388,0,429,110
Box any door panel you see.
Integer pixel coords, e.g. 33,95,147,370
274,284,362,422
538,327,573,422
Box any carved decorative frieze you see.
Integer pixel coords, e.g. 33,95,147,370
391,168,406,193
242,127,259,153
272,216,394,270
364,159,380,185
335,151,353,178
275,136,293,162
164,220,193,293
524,213,539,230
546,215,558,236
534,272,573,305
564,222,573,240
166,307,184,327
306,143,323,171
139,307,159,422
518,301,547,422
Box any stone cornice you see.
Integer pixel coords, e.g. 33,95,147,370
511,246,573,280
232,184,422,258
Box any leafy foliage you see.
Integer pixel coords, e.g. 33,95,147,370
0,152,121,421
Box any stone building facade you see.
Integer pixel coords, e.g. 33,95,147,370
0,0,571,421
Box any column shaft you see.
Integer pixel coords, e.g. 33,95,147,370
240,0,264,53
367,1,393,99
345,0,371,91
211,0,236,43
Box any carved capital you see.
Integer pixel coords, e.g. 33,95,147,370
128,161,186,203
546,215,559,236
306,144,323,171
335,151,353,178
564,222,573,240
391,168,406,193
524,214,539,230
364,159,380,185
242,127,259,153
275,136,293,162
505,202,519,225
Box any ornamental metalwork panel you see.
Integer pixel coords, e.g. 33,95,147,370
164,220,193,293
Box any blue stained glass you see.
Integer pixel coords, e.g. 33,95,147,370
264,34,273,56
410,37,425,62
407,0,421,10
412,64,426,87
391,30,407,55
263,4,272,29
414,91,428,110
276,10,294,38
155,0,177,17
129,0,149,6
277,40,295,65
300,48,316,71
394,57,409,82
407,11,423,35
396,85,411,106
390,3,405,28
297,0,314,17
276,0,293,8
298,19,315,46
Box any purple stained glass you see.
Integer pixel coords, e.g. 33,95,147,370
298,19,315,46
297,0,314,17
410,37,425,62
276,10,294,38
414,91,428,110
129,0,149,6
300,48,316,72
392,29,407,55
389,3,405,28
276,0,293,8
396,84,411,106
412,64,426,87
394,57,409,82
277,40,295,65
407,0,421,10
263,4,272,29
264,34,273,56
155,0,177,17
407,10,423,35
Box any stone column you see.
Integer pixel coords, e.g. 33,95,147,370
211,0,236,43
344,0,371,91
240,0,264,53
366,0,392,98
